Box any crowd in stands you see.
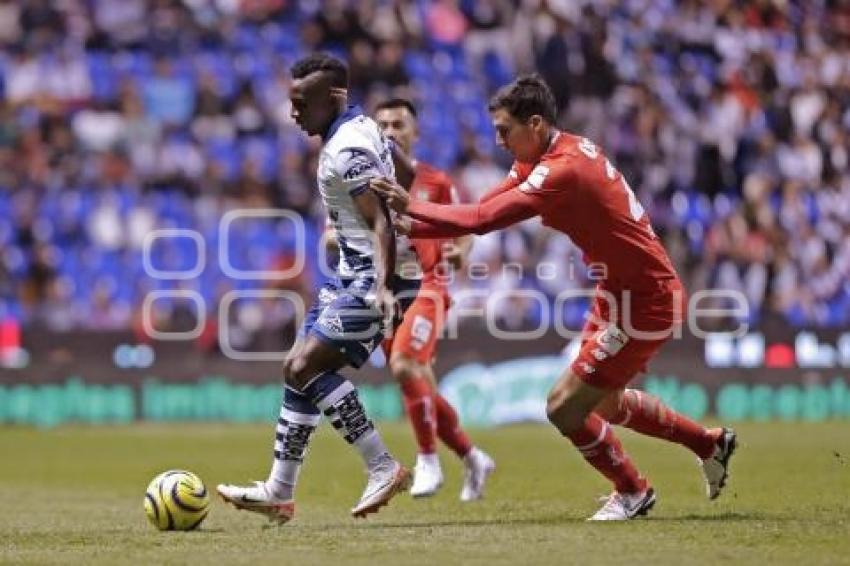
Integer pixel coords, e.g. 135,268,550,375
1,0,849,342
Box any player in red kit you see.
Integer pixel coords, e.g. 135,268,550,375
373,98,495,500
372,76,737,521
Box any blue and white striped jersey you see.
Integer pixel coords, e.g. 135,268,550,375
318,105,419,282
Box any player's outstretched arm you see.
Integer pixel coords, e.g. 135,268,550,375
406,187,539,238
479,171,523,203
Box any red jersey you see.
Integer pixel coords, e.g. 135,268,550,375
408,132,678,293
409,161,458,292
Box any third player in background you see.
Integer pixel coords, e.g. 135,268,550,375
374,98,495,500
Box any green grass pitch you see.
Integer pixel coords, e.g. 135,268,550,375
2,421,849,565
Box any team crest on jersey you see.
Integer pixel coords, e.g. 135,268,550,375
416,189,430,201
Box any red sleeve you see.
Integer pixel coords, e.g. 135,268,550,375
437,172,455,204
408,188,540,237
409,220,447,239
479,163,532,203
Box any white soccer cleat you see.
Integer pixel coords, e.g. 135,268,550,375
410,453,444,498
216,481,295,525
588,487,656,521
701,427,737,500
351,455,411,518
460,447,495,502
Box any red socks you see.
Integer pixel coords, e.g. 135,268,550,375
610,389,717,460
565,413,646,494
400,376,473,458
434,392,473,458
400,377,437,454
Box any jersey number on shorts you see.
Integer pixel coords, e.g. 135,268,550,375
410,315,433,350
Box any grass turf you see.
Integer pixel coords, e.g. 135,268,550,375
1,421,849,565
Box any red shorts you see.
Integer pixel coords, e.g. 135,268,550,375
571,280,687,390
383,288,449,365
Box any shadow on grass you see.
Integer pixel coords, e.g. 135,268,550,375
325,511,782,530
644,511,780,523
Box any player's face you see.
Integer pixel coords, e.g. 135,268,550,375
491,108,547,163
289,74,337,137
375,107,417,156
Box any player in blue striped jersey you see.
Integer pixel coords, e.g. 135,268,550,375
218,53,418,523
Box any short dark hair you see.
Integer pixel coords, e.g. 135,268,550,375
290,53,349,89
374,97,418,118
488,74,557,124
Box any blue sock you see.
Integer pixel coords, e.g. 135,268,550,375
303,371,389,468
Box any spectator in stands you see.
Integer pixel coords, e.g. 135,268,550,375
1,0,848,332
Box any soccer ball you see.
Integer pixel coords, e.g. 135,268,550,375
144,470,210,531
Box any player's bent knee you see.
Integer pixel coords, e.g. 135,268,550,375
545,386,571,429
546,384,591,435
547,400,587,435
283,356,312,390
281,358,294,383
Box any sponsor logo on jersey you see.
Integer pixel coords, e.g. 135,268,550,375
341,149,377,181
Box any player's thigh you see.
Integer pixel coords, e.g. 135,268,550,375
389,294,443,366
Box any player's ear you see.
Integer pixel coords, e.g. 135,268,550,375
529,114,545,132
329,87,348,105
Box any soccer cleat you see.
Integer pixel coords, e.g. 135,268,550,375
588,487,656,521
460,447,496,502
410,453,444,498
216,481,295,525
351,455,411,518
701,427,737,500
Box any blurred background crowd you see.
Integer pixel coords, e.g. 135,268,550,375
1,0,849,344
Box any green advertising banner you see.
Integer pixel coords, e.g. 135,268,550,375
438,356,850,425
1,359,849,427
